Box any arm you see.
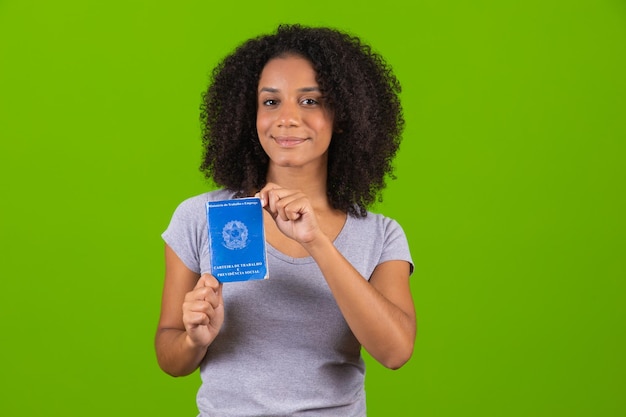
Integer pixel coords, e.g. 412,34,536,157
257,184,416,369
155,244,224,376
305,237,416,369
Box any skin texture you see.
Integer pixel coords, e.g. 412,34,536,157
155,26,415,379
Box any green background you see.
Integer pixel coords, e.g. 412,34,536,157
1,0,624,415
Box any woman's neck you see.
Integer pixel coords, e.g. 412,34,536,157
265,165,331,210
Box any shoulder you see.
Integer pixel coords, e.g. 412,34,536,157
345,211,409,251
163,188,240,242
352,211,410,255
173,189,238,213
339,210,413,277
352,211,406,236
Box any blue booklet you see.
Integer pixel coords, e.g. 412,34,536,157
206,197,269,283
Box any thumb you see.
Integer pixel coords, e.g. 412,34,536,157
195,273,219,291
203,273,221,292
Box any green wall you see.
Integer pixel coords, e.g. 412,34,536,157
1,1,624,415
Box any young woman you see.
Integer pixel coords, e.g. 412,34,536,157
156,24,416,416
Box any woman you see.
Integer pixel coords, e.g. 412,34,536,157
156,24,416,416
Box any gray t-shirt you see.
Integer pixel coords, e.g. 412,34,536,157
162,189,413,417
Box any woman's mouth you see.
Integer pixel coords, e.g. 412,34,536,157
273,136,306,147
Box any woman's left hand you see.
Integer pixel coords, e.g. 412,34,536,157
256,182,322,244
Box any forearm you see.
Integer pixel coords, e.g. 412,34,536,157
155,327,208,377
303,236,416,369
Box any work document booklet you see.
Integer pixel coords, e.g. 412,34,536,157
206,197,269,282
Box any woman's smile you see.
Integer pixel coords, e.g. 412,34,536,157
272,135,308,147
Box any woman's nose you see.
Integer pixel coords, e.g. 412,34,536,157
277,102,300,127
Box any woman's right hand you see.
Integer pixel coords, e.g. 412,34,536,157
182,273,224,348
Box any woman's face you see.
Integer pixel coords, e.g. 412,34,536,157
256,55,334,170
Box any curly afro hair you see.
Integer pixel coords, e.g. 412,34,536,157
200,24,404,217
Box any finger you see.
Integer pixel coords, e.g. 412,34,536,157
271,190,304,222
254,191,266,208
283,196,308,221
266,188,283,214
184,284,217,305
259,192,282,221
193,274,211,290
256,182,279,207
201,273,220,291
199,274,223,309
279,192,312,222
184,310,211,327
258,183,291,209
183,300,215,318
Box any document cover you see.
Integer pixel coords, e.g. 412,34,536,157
206,197,269,282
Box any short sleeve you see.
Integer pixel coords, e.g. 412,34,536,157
380,217,414,275
161,195,210,274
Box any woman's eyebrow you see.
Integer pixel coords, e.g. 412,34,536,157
258,86,321,93
298,87,321,93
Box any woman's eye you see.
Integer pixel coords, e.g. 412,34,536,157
302,98,319,106
262,99,278,106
